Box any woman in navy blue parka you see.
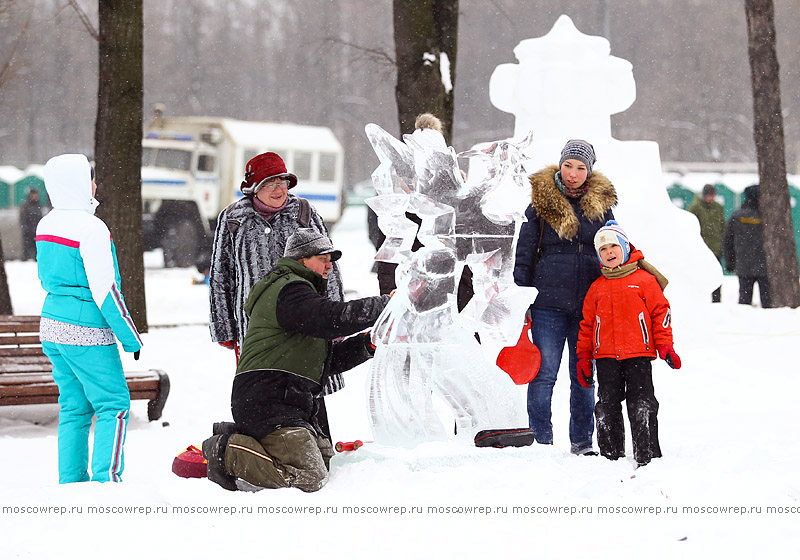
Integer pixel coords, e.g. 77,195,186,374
513,140,616,455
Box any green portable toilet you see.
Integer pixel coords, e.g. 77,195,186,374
14,175,48,207
0,166,23,208
788,184,800,272
712,183,737,221
0,179,10,208
667,184,696,210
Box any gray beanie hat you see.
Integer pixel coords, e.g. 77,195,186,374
284,229,342,261
559,139,596,177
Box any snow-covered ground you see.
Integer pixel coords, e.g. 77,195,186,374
1,205,797,559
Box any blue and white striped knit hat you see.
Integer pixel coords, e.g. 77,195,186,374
594,220,630,264
559,139,596,177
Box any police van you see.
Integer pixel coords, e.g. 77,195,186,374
142,112,344,267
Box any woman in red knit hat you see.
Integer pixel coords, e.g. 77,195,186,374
208,152,344,437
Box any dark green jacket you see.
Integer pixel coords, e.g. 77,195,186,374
687,197,725,259
231,257,389,439
236,258,328,382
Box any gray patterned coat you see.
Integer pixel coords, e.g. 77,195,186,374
209,194,345,393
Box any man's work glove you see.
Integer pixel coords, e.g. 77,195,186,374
577,351,594,388
657,345,681,369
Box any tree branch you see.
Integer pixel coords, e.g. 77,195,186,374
324,36,396,67
68,0,99,41
0,7,31,89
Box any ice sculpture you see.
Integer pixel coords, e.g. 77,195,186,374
364,123,533,445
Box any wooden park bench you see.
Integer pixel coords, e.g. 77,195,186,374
0,315,170,421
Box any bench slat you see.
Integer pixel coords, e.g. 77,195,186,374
0,316,42,334
0,315,170,421
0,335,45,347
0,369,169,420
0,355,52,364
0,373,55,385
0,348,48,358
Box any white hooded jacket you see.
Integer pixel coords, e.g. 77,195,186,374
36,154,142,352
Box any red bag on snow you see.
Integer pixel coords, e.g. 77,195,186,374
496,317,541,385
172,445,207,479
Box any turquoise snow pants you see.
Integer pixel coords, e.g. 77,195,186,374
42,342,131,484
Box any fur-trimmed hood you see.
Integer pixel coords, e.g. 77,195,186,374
530,165,617,239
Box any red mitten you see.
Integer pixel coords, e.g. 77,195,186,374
657,345,681,369
576,352,594,388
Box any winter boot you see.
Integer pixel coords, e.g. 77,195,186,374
235,478,265,492
212,421,239,436
601,452,625,461
202,434,237,491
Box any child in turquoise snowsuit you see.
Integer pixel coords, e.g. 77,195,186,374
37,154,143,483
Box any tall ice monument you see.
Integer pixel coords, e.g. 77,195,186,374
489,15,721,302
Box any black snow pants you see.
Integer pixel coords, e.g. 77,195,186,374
594,357,662,465
738,275,771,308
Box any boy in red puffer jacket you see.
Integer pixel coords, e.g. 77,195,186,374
576,220,681,468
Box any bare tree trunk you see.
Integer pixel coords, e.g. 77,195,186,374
0,237,12,314
95,0,148,330
745,0,800,308
0,1,31,315
393,0,459,141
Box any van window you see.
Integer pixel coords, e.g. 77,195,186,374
198,154,215,172
142,147,155,166
319,153,337,182
294,151,312,180
150,149,192,171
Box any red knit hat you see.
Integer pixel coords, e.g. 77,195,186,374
240,152,298,195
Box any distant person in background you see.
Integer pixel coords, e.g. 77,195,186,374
687,184,726,302
208,151,344,436
367,198,381,252
723,184,771,307
19,188,43,261
366,205,380,274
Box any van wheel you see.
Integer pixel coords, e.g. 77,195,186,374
162,219,197,268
